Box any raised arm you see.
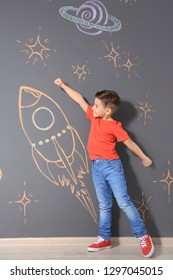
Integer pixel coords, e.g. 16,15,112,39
54,78,88,112
123,138,152,167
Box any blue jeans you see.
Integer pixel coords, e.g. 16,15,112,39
91,158,146,240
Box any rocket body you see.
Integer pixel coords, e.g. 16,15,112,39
18,86,97,223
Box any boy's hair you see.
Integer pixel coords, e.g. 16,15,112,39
95,90,121,113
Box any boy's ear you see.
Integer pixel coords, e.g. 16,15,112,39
106,107,112,115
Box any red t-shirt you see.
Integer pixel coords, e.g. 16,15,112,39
86,105,129,160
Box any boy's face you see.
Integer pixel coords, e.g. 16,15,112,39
92,98,108,118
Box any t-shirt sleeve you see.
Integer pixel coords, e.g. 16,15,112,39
114,122,130,142
86,105,93,120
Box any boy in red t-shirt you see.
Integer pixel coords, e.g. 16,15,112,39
54,78,154,258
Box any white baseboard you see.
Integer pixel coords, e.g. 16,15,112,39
0,237,172,246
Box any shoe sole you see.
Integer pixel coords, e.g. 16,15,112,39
87,245,112,252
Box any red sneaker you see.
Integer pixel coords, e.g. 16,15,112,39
138,234,154,258
88,236,111,252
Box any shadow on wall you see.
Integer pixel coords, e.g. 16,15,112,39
111,101,159,238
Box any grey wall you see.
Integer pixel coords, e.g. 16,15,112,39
0,0,173,238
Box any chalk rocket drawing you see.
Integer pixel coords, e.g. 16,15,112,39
59,0,122,35
18,86,97,223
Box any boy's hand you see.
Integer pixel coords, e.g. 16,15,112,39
54,78,63,87
141,156,152,167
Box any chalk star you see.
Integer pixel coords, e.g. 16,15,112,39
9,184,39,224
104,43,120,68
133,192,152,222
25,35,50,61
153,160,173,203
73,65,87,79
15,190,31,224
72,64,90,81
136,96,155,126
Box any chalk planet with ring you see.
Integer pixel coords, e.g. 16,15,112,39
59,3,122,35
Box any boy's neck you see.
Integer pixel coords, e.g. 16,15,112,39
102,115,113,121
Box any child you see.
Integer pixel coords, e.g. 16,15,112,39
54,78,154,258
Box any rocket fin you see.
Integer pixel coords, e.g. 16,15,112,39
51,137,78,185
70,127,89,173
32,146,59,186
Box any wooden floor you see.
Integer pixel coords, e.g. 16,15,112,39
0,237,172,260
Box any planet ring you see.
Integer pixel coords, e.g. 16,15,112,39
59,6,122,32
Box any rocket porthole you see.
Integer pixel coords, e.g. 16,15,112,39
32,107,55,131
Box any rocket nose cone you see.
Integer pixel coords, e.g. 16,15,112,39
19,86,41,108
